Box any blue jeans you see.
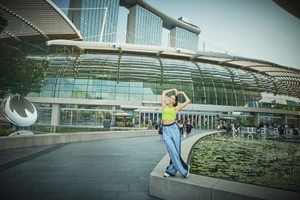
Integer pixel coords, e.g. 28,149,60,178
163,123,189,177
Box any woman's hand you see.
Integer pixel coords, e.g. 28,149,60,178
175,91,190,112
174,88,178,95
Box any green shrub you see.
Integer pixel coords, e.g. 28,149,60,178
0,128,15,136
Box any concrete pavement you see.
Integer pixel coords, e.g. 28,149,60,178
0,130,205,200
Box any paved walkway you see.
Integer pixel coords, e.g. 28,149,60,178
0,130,205,200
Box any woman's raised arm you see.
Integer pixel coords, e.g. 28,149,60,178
175,91,190,112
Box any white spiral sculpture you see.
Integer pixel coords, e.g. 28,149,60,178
1,96,38,126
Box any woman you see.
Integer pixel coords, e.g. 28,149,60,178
161,88,190,178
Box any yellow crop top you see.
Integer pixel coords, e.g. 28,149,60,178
162,106,176,120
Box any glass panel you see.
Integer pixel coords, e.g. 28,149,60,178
40,91,52,97
129,93,143,101
130,87,143,94
73,85,87,91
59,91,72,98
143,94,157,101
116,86,130,93
74,79,88,84
35,108,52,125
101,93,115,100
72,91,87,99
102,85,116,93
115,93,129,101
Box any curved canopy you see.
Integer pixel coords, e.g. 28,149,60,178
0,0,83,44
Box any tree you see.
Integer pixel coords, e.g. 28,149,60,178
0,43,48,98
0,13,47,98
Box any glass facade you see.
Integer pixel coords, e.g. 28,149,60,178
127,5,163,46
59,104,112,126
27,53,300,111
170,27,199,51
33,103,52,125
68,0,120,42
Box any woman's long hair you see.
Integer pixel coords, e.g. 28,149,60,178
174,95,178,107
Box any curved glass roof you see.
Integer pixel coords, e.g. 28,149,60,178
29,52,299,108
45,40,300,99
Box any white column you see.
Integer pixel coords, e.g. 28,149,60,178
51,104,60,126
214,115,217,129
207,115,210,129
70,110,73,126
199,115,202,129
191,114,194,127
139,112,141,128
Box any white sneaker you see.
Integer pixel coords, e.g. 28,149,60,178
163,172,170,178
185,165,190,178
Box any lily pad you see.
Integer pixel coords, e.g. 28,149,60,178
190,133,300,192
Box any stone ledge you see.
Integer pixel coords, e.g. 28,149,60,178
0,130,158,150
149,131,300,200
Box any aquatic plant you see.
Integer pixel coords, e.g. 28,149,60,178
191,133,300,192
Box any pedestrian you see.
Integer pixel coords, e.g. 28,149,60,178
185,120,193,137
256,126,261,137
216,123,220,131
278,125,284,135
148,119,152,129
155,122,159,130
161,88,190,178
222,121,227,131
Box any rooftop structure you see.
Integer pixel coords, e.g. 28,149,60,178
121,0,200,50
120,0,201,35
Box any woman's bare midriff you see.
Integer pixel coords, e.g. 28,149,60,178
162,120,175,125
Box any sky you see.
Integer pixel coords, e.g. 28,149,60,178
116,0,300,70
52,0,300,70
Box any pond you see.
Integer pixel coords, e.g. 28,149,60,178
190,133,300,192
